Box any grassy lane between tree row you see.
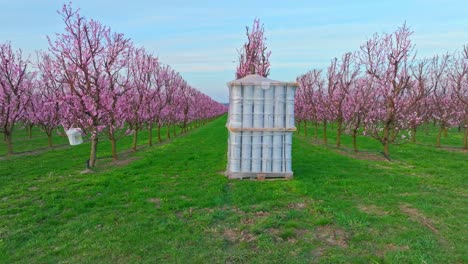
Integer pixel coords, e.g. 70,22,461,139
0,123,192,157
0,115,466,263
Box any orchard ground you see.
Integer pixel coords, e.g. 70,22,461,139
0,115,467,263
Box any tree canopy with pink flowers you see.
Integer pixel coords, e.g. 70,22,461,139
295,24,467,158
236,18,271,79
0,4,226,166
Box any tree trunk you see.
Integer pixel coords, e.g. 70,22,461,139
352,129,358,152
158,124,162,142
89,136,98,168
110,136,117,161
383,125,390,159
148,123,153,146
314,122,318,139
323,120,327,144
443,127,448,138
436,126,443,147
411,127,417,143
463,127,468,150
27,123,33,139
383,141,390,159
5,133,13,155
47,133,53,148
336,119,342,148
304,121,308,137
167,125,171,139
132,129,138,152
173,124,176,137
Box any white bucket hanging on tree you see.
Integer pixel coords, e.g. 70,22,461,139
66,127,83,145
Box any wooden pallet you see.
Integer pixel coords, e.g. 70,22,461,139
226,172,293,180
226,126,297,132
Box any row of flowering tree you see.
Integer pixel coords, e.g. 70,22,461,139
295,24,467,158
0,4,227,167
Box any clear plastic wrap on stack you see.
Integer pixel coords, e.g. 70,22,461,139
226,74,297,179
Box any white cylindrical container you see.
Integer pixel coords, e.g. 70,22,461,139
241,132,252,172
253,87,264,128
241,86,254,172
251,132,262,172
242,86,254,129
286,86,296,129
272,132,283,172
229,85,242,129
274,85,286,128
262,132,272,172
229,132,241,172
263,86,274,129
252,87,264,172
262,85,274,172
285,132,293,173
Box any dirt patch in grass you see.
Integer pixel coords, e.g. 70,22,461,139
387,243,410,251
299,135,388,162
148,198,161,208
240,217,255,225
268,228,280,236
287,199,318,210
111,157,139,167
399,204,438,234
358,204,390,216
311,247,326,259
80,168,95,174
294,228,310,238
28,186,39,191
223,228,257,243
398,192,413,197
0,143,70,160
288,202,307,210
99,156,140,170
315,225,349,248
255,211,270,217
223,229,237,242
439,146,468,153
177,195,194,203
240,210,271,226
337,149,388,162
376,243,410,257
399,204,451,248
175,207,194,220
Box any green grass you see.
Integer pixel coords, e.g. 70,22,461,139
0,115,467,263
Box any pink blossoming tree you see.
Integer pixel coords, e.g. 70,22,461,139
0,42,33,155
236,18,271,79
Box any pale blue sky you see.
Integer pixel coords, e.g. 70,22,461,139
1,0,467,102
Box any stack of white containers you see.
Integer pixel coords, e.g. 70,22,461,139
226,74,297,179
